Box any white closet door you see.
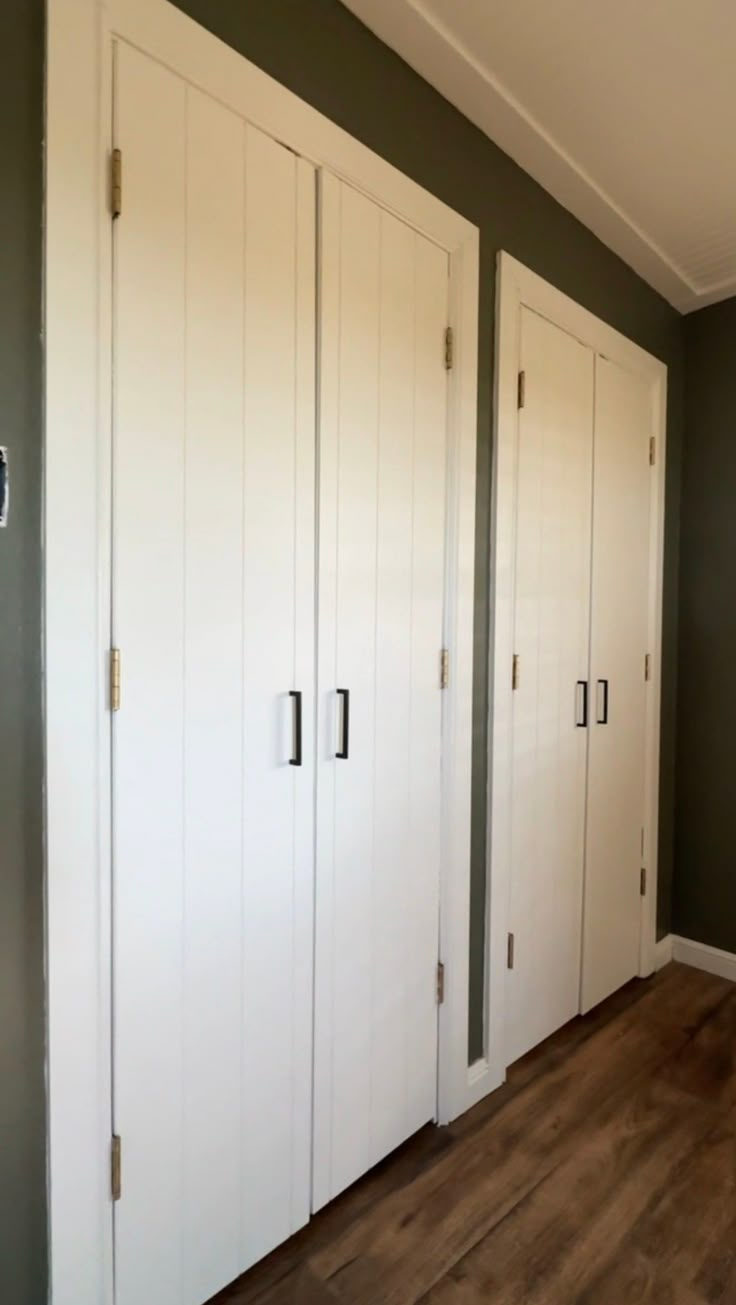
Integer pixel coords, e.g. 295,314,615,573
313,173,448,1209
506,308,594,1067
112,42,315,1305
581,358,651,1012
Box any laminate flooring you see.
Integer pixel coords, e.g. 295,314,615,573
212,962,736,1305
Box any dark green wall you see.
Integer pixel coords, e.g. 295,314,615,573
3,2,684,1299
0,4,46,1305
674,297,736,950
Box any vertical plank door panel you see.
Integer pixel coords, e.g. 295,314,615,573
239,126,316,1271
581,358,651,1012
328,180,382,1203
312,171,342,1215
314,175,448,1208
371,211,417,1167
506,308,594,1067
182,85,246,1304
113,42,316,1305
113,42,187,1305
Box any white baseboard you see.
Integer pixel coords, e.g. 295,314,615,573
671,935,736,984
653,934,673,971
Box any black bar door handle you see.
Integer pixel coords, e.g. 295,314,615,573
337,688,350,760
597,679,609,725
576,680,588,728
289,690,302,766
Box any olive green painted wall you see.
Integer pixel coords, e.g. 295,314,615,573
674,297,736,951
3,2,684,1300
0,3,46,1305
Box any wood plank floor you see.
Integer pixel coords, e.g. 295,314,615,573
212,963,736,1305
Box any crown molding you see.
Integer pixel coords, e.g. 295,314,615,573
343,0,736,314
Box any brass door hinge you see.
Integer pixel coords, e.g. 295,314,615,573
111,1135,122,1202
111,148,122,219
517,370,526,409
110,648,121,713
640,867,647,898
436,960,445,1005
507,933,515,970
512,654,520,691
644,653,652,682
445,326,454,371
649,436,656,467
440,648,450,690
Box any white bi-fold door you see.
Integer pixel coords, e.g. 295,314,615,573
505,308,594,1067
506,309,652,1066
313,174,448,1208
581,357,652,1012
111,41,448,1305
112,42,316,1305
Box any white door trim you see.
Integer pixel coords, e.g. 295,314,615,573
45,3,479,1302
486,252,667,1091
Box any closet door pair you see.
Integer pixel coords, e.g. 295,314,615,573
111,43,448,1305
506,307,651,1067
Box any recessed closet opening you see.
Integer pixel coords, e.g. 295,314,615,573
487,253,667,1085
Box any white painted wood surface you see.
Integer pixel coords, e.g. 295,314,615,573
314,173,448,1209
505,308,594,1067
581,357,651,1012
489,254,667,1091
47,3,479,1296
500,307,661,1060
112,43,315,1305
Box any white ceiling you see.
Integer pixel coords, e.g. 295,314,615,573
341,0,736,312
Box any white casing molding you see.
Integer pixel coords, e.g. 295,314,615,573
45,3,479,1303
487,252,668,1092
672,937,736,984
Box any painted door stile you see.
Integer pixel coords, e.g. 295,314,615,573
581,357,652,1011
111,42,316,1305
505,308,594,1067
313,172,449,1210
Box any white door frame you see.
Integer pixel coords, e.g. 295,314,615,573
45,3,479,1302
486,252,667,1092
